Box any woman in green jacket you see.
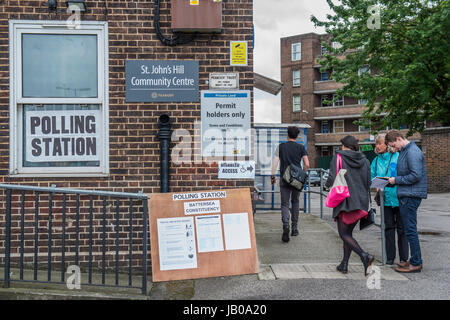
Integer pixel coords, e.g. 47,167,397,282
371,134,409,266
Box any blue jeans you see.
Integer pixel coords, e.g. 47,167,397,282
399,197,422,266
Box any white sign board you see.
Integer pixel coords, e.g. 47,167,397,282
195,215,224,253
209,73,239,90
218,161,255,179
184,200,221,215
157,217,197,271
25,110,102,163
222,213,251,250
201,90,251,157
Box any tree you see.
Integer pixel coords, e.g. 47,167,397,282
311,0,450,135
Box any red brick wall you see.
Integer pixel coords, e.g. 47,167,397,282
422,127,450,193
0,0,254,272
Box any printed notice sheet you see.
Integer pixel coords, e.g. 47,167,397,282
195,215,224,253
371,176,390,189
222,213,251,250
157,217,197,271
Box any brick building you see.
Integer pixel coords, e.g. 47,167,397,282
280,32,422,168
0,0,254,274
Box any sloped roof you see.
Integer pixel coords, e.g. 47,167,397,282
254,73,283,95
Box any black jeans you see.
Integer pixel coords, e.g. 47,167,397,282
280,181,300,229
384,206,409,263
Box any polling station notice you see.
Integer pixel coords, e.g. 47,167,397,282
25,110,101,163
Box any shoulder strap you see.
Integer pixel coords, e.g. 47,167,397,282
385,153,393,176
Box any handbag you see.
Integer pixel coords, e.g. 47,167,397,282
283,163,308,191
325,154,350,208
360,191,376,230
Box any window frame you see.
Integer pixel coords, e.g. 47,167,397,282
291,42,301,61
9,20,110,177
292,70,301,87
292,95,301,112
333,120,345,133
321,120,329,134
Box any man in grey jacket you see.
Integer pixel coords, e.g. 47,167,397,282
385,130,427,273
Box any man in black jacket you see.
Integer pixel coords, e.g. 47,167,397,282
271,126,309,242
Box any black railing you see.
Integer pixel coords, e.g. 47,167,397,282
0,184,149,295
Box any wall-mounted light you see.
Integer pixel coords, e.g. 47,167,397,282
48,0,57,11
66,0,86,12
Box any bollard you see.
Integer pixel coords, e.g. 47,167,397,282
158,114,172,193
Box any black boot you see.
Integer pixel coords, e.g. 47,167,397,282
336,261,348,274
361,252,374,276
282,227,290,242
291,225,299,236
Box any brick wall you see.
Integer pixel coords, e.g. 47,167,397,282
0,0,254,272
421,127,450,193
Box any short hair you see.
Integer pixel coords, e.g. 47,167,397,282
385,130,405,144
287,126,299,139
375,134,386,144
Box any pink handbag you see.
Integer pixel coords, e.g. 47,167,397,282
325,154,350,208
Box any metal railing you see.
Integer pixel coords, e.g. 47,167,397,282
0,184,149,294
254,169,388,265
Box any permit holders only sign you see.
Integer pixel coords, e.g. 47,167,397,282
25,110,101,163
201,90,251,157
125,60,199,102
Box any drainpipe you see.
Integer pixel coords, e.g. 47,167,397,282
157,114,172,193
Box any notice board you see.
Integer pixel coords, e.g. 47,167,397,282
148,188,258,282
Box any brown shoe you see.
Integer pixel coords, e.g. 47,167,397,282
396,261,410,268
395,264,422,273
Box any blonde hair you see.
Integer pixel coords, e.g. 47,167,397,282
375,134,386,144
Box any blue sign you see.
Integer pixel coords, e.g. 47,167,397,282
125,60,199,102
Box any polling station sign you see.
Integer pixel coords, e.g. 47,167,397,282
126,60,199,102
201,90,251,157
25,110,101,163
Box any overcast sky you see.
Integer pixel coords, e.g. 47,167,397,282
254,0,333,123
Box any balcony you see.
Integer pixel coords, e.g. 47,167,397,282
314,104,365,120
313,80,344,94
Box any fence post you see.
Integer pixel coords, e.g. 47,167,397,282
4,189,11,288
380,190,387,265
319,169,324,219
142,197,149,295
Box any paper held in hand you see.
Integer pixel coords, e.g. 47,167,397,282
371,176,390,189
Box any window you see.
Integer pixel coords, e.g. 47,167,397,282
320,72,329,81
358,119,370,132
332,41,342,49
292,42,301,61
358,98,368,105
321,94,333,107
321,94,344,107
358,65,370,76
321,121,329,133
333,94,344,106
293,70,301,87
321,45,328,55
9,20,109,176
293,95,301,112
333,120,345,133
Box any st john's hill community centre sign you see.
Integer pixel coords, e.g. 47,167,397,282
125,60,199,102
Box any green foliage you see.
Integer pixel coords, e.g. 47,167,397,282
311,0,450,135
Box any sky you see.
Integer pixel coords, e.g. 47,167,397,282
254,0,333,123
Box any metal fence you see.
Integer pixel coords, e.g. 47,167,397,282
0,184,149,294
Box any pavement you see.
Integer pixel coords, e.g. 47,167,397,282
1,192,449,300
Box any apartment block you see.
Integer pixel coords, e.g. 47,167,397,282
280,33,422,168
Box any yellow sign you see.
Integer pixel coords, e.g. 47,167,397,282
190,0,199,5
230,41,248,66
